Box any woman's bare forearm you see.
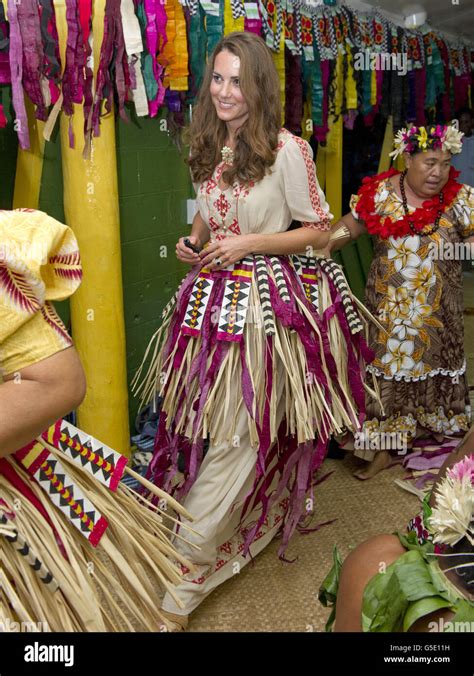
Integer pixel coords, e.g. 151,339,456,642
190,211,211,248
247,226,330,257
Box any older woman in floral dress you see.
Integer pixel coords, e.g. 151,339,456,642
328,125,474,479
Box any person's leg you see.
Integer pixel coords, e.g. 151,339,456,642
334,534,406,631
0,347,86,457
353,450,392,480
160,405,259,618
161,375,288,623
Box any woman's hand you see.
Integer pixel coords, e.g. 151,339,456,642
199,235,255,270
318,245,333,260
176,235,202,265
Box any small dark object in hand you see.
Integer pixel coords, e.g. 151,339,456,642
184,237,202,254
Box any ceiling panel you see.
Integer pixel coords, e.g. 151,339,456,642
352,0,474,41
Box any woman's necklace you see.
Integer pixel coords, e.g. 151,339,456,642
400,170,444,236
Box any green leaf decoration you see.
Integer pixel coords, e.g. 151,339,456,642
318,546,343,632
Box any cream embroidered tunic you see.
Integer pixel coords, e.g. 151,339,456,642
194,128,333,239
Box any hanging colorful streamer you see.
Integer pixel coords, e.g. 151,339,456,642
0,0,471,149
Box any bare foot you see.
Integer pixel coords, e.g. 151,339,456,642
353,450,391,480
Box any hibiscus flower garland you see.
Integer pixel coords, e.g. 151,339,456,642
355,167,463,239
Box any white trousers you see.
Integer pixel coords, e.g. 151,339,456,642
162,376,287,616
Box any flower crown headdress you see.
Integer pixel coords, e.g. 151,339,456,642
429,454,474,547
390,124,464,160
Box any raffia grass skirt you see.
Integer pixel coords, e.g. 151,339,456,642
133,254,380,555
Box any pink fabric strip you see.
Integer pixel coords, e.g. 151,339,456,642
155,0,168,111
143,0,167,117
78,0,93,143
216,331,242,342
244,18,262,34
7,0,30,149
17,0,47,120
0,16,10,84
91,0,117,137
47,16,62,104
62,0,86,142
0,56,9,84
78,0,92,43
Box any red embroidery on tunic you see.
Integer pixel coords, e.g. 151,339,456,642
213,193,232,219
209,216,228,240
202,178,217,195
233,182,254,199
206,165,243,236
277,127,291,150
292,135,331,231
209,216,221,234
226,218,239,235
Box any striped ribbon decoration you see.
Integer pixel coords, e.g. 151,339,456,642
273,0,283,51
269,256,290,303
160,272,190,321
293,0,302,56
254,255,275,336
317,257,363,334
0,500,59,591
229,0,246,19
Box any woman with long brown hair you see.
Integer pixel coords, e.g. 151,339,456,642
134,31,376,630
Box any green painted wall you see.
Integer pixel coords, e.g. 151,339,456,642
116,113,192,430
38,129,71,329
0,87,17,209
337,235,374,301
